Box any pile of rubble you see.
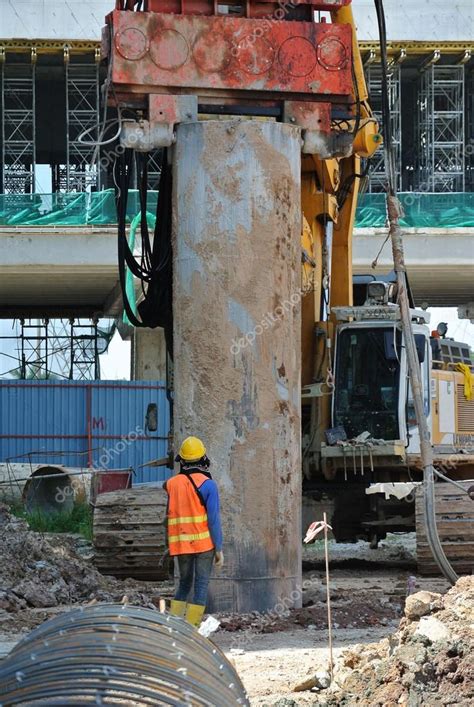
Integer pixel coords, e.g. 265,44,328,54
0,503,171,616
319,576,474,706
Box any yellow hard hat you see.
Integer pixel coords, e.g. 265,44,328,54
178,436,206,462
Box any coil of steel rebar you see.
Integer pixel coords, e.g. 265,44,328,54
0,603,249,706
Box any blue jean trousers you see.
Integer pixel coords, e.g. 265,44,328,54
175,549,215,606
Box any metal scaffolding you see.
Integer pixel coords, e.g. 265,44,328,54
67,320,101,380
0,319,113,380
0,53,36,194
467,67,474,192
0,45,470,197
365,62,402,192
147,151,162,191
417,64,465,192
55,51,101,192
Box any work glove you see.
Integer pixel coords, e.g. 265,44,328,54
215,551,224,569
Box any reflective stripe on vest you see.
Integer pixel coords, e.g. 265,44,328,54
166,473,215,556
168,530,211,543
168,514,208,526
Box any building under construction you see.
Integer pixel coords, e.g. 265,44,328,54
0,1,474,378
1,3,473,195
0,1,473,702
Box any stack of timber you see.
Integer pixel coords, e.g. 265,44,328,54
93,487,170,581
416,480,474,575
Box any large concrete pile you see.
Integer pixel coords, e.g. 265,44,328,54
322,576,473,706
0,504,167,614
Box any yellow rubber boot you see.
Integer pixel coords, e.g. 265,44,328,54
170,599,187,618
185,603,205,628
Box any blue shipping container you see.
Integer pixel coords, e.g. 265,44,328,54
0,380,172,484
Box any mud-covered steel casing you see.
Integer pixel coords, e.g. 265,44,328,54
172,120,302,612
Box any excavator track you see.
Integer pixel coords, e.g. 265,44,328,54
416,480,474,576
93,487,170,581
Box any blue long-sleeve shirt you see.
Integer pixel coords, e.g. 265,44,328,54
199,478,223,552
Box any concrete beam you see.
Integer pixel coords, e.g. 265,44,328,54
3,0,472,42
352,0,473,41
353,228,474,307
0,227,120,318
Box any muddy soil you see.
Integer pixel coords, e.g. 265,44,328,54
0,503,174,636
212,576,472,707
1,504,470,707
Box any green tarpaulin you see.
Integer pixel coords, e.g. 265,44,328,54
0,190,158,227
355,192,474,228
0,190,473,229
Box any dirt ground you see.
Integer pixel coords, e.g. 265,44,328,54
1,563,451,705
1,511,467,706
211,566,451,705
215,625,395,705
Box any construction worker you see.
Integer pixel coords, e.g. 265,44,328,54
164,436,224,627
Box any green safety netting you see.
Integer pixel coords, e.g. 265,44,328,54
0,189,473,229
0,190,158,226
356,192,474,228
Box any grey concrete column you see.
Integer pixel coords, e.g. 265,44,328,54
131,328,166,381
173,120,302,613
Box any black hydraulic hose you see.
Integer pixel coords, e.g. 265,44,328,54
115,150,147,327
0,604,249,706
374,0,458,584
115,147,173,341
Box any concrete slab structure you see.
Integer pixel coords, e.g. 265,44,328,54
172,120,302,613
1,225,471,317
352,0,473,41
353,228,474,307
0,226,119,318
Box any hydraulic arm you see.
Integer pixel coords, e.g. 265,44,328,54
105,0,381,475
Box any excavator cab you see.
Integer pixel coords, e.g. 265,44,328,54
321,279,432,473
333,323,402,441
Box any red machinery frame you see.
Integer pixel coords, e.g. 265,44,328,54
104,0,356,154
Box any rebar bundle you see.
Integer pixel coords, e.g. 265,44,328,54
0,604,249,706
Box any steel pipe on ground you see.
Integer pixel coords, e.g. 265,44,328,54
0,604,249,706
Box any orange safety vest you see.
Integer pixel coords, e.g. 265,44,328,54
165,472,214,556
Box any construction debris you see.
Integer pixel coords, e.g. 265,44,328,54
0,503,172,624
315,576,474,706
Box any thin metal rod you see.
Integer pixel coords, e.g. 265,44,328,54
0,469,95,485
432,468,470,495
323,512,333,681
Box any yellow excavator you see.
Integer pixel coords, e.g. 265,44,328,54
299,3,473,580
96,0,472,584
